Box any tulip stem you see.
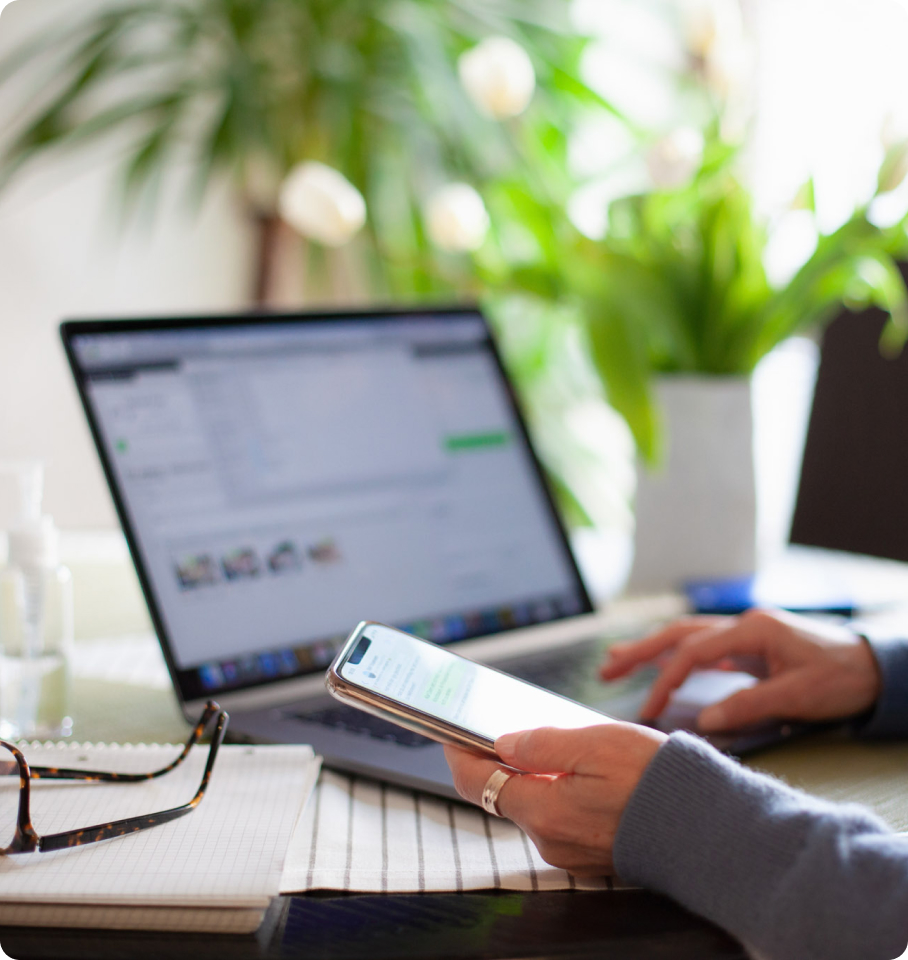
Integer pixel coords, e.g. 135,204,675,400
252,210,282,308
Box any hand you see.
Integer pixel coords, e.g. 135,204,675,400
444,722,666,877
601,608,883,732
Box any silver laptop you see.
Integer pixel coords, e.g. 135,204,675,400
61,307,791,800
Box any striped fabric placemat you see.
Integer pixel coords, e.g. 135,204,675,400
281,770,615,893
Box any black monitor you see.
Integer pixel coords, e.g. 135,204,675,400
789,299,908,564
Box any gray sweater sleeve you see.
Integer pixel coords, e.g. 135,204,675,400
613,733,908,960
856,637,908,738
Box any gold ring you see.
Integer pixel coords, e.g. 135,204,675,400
480,768,514,818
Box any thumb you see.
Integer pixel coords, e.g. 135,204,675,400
698,676,800,732
495,725,608,775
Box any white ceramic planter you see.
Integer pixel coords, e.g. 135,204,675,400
627,375,757,593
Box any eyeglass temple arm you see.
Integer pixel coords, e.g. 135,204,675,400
36,709,228,854
27,701,222,783
2,744,40,854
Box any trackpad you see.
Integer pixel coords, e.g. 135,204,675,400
655,670,757,732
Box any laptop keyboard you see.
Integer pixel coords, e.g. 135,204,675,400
293,706,433,747
502,641,603,695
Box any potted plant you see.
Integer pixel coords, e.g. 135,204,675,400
570,133,908,591
0,0,602,308
0,0,617,525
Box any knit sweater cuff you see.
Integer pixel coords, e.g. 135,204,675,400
854,636,908,738
613,732,863,945
614,732,787,907
612,734,905,960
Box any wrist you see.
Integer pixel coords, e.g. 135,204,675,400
853,635,884,713
618,721,668,785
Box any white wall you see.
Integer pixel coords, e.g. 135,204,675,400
750,0,908,228
0,0,254,529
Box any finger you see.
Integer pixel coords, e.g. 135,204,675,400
601,623,698,678
723,653,770,679
698,674,806,732
443,745,507,806
495,725,613,776
443,744,566,826
600,618,726,679
639,619,776,719
530,839,614,878
489,764,574,826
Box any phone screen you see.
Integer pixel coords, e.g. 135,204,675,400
338,623,610,742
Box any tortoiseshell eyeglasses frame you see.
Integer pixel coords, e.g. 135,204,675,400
0,700,228,855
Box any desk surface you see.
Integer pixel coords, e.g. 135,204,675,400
1,891,747,960
5,639,908,960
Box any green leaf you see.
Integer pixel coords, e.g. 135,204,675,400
791,177,816,213
584,291,659,464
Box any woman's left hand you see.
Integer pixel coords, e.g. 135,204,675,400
444,722,667,877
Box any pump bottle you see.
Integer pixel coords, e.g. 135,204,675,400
0,462,74,740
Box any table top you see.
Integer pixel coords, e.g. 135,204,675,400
1,891,748,960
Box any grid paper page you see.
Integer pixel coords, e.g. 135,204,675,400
281,769,614,893
0,904,267,934
0,743,320,907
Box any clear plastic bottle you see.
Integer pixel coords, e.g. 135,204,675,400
0,463,74,740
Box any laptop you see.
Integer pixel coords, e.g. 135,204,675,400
61,306,779,800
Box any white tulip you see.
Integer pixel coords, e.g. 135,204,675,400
458,36,536,120
680,0,742,60
645,128,704,189
278,161,366,247
425,183,490,253
679,0,750,100
870,119,908,226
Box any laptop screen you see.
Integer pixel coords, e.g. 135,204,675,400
63,309,592,701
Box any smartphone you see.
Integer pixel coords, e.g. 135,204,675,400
326,621,613,757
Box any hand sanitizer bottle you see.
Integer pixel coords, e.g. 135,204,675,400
0,462,74,740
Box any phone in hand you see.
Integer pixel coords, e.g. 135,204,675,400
326,621,613,756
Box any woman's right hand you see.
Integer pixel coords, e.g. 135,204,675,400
601,608,883,733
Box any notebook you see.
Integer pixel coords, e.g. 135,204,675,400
0,741,321,933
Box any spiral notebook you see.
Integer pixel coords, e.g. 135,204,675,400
0,741,320,933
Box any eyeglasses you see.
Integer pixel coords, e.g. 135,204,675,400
1,700,228,856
